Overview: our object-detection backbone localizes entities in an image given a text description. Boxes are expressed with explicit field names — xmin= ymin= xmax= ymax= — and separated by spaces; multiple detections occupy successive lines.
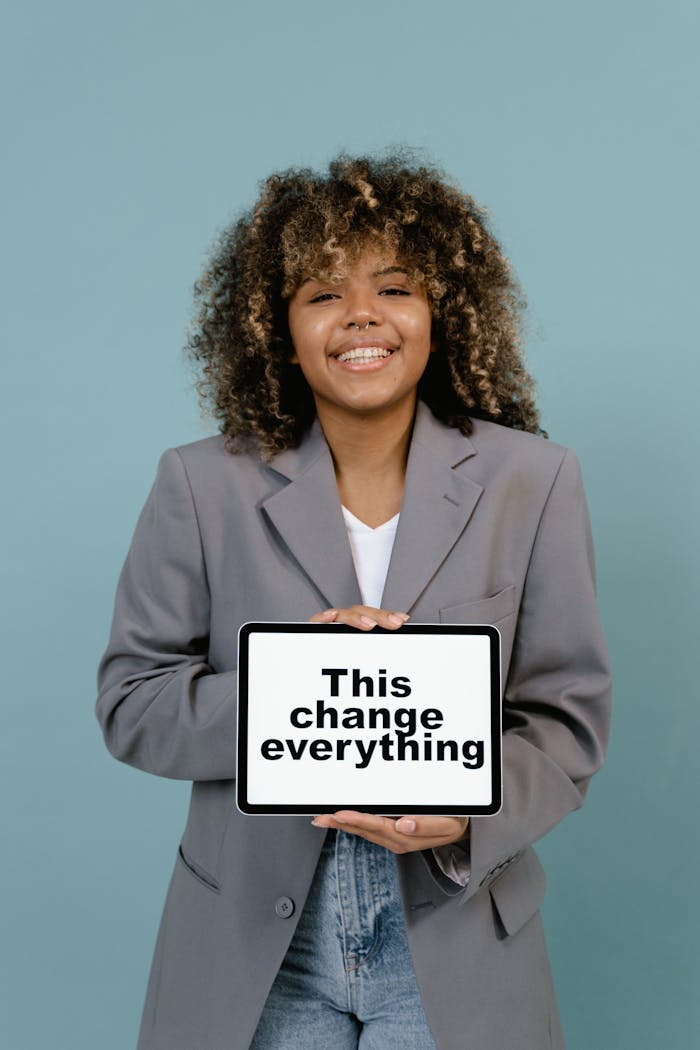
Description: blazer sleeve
xmin=95 ymin=447 xmax=237 ymax=781
xmin=425 ymin=448 xmax=612 ymax=901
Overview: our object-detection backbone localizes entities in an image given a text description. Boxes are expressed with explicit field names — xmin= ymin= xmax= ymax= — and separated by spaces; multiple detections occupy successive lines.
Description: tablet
xmin=236 ymin=621 xmax=501 ymax=816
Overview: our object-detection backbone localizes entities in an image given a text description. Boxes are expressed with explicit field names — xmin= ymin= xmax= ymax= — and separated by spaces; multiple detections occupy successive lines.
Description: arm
xmin=95 ymin=448 xmax=237 ymax=781
xmin=440 ymin=447 xmax=612 ymax=900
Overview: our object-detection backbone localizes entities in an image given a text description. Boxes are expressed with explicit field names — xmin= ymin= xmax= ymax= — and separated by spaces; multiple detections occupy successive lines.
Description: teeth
xmin=335 ymin=347 xmax=393 ymax=363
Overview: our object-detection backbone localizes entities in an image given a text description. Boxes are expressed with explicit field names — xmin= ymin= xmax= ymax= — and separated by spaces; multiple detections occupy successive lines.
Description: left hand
xmin=311 ymin=811 xmax=469 ymax=854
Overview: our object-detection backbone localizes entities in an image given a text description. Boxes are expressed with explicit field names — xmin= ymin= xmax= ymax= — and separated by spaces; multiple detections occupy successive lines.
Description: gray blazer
xmin=96 ymin=399 xmax=611 ymax=1050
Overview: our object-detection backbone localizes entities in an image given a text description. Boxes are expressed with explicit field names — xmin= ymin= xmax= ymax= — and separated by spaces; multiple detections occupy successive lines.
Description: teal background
xmin=1 ymin=1 xmax=697 ymax=1047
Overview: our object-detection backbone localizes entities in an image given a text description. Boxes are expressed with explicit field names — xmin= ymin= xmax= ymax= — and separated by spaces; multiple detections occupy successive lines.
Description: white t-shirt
xmin=341 ymin=505 xmax=399 ymax=609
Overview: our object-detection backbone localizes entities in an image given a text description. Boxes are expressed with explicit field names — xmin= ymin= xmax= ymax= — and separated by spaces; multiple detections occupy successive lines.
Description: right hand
xmin=308 ymin=606 xmax=410 ymax=630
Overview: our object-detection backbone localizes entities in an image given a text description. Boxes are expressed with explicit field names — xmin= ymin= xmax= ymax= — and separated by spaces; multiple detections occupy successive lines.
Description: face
xmin=287 ymin=245 xmax=435 ymax=426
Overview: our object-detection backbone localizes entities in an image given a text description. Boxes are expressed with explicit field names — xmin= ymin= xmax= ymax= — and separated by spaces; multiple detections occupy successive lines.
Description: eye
xmin=379 ymin=287 xmax=411 ymax=296
xmin=309 ymin=291 xmax=339 ymax=303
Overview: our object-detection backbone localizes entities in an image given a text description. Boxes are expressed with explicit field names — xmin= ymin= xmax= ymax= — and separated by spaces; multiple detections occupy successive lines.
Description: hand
xmin=310 ymin=811 xmax=469 ymax=854
xmin=308 ymin=606 xmax=410 ymax=630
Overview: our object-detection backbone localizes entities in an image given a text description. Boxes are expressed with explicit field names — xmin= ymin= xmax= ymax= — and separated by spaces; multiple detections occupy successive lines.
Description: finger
xmin=308 ymin=609 xmax=338 ymax=623
xmin=360 ymin=607 xmax=410 ymax=629
xmin=307 ymin=607 xmax=410 ymax=630
xmin=332 ymin=810 xmax=401 ymax=835
xmin=306 ymin=607 xmax=378 ymax=630
xmin=311 ymin=811 xmax=396 ymax=835
xmin=337 ymin=607 xmax=410 ymax=630
xmin=310 ymin=813 xmax=338 ymax=828
xmin=394 ymin=815 xmax=469 ymax=842
xmin=332 ymin=609 xmax=379 ymax=630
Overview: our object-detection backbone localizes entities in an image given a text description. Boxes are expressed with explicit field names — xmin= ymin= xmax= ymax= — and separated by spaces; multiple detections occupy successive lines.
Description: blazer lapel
xmin=380 ymin=402 xmax=483 ymax=614
xmin=262 ymin=419 xmax=363 ymax=610
xmin=261 ymin=401 xmax=483 ymax=616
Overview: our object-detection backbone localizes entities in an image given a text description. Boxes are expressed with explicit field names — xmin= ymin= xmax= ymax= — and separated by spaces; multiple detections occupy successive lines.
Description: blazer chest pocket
xmin=438 ymin=585 xmax=517 ymax=626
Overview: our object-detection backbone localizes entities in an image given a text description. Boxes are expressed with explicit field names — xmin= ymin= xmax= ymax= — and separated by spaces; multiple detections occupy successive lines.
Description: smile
xmin=333 ymin=347 xmax=395 ymax=363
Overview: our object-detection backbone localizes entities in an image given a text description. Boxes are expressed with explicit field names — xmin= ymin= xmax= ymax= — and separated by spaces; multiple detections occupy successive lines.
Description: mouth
xmin=332 ymin=346 xmax=396 ymax=364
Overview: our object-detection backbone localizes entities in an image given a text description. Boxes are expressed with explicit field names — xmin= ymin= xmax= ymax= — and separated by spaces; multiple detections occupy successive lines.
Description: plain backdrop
xmin=1 ymin=2 xmax=697 ymax=1047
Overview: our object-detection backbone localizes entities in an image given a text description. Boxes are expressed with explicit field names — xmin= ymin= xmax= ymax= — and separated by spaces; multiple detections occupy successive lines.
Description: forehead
xmin=282 ymin=229 xmax=412 ymax=297
xmin=299 ymin=255 xmax=407 ymax=286
xmin=292 ymin=240 xmax=426 ymax=297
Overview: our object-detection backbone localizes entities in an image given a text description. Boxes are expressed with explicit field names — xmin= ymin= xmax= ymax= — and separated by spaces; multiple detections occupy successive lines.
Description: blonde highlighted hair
xmin=186 ymin=150 xmax=543 ymax=459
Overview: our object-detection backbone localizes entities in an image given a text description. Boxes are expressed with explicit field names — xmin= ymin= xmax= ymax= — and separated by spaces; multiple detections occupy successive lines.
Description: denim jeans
xmin=250 ymin=828 xmax=438 ymax=1049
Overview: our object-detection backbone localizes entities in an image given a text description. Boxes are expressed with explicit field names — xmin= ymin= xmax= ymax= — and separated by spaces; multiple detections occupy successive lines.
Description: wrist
xmin=453 ymin=820 xmax=470 ymax=848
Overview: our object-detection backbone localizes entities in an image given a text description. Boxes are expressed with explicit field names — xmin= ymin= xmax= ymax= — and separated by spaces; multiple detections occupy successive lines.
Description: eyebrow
xmin=372 ymin=266 xmax=408 ymax=277
xmin=299 ymin=266 xmax=409 ymax=287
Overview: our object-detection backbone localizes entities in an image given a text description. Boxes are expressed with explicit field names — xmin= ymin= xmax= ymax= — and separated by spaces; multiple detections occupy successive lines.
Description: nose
xmin=341 ymin=288 xmax=382 ymax=330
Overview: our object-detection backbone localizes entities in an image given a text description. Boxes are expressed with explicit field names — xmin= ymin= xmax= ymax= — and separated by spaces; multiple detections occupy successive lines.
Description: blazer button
xmin=275 ymin=896 xmax=295 ymax=919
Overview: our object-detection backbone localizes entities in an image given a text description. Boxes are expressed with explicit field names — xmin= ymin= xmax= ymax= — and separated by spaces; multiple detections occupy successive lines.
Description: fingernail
xmin=360 ymin=615 xmax=376 ymax=627
xmin=397 ymin=818 xmax=416 ymax=833
xmin=333 ymin=816 xmax=347 ymax=824
xmin=388 ymin=613 xmax=403 ymax=626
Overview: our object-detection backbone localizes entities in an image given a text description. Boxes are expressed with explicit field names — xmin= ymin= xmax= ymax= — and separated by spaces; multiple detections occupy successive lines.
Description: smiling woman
xmin=96 ymin=150 xmax=611 ymax=1050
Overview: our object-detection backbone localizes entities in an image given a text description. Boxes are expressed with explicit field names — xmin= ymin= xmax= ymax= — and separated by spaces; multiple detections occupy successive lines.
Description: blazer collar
xmin=261 ymin=401 xmax=483 ymax=614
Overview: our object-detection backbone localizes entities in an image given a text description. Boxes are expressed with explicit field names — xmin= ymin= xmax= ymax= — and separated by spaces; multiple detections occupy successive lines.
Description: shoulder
xmin=165 ymin=418 xmax=330 ymax=488
xmin=152 ymin=432 xmax=301 ymax=516
xmin=163 ymin=432 xmax=267 ymax=481
xmin=416 ymin=400 xmax=573 ymax=477
xmin=469 ymin=416 xmax=566 ymax=461
xmin=142 ymin=434 xmax=270 ymax=513
xmin=466 ymin=416 xmax=576 ymax=486
xmin=172 ymin=432 xmax=231 ymax=465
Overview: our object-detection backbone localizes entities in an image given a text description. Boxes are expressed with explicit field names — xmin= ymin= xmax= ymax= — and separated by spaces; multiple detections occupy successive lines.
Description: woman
xmin=96 ymin=152 xmax=611 ymax=1049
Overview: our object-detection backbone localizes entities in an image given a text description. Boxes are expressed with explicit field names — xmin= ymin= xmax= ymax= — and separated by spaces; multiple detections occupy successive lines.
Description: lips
xmin=329 ymin=336 xmax=397 ymax=360
xmin=334 ymin=346 xmax=394 ymax=363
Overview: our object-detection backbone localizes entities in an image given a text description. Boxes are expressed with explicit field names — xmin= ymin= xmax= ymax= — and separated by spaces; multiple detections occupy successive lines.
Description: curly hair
xmin=186 ymin=150 xmax=544 ymax=459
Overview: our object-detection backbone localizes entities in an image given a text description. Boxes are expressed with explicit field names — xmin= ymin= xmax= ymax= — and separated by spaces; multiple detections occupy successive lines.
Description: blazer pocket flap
xmin=488 ymin=848 xmax=546 ymax=937
xmin=439 ymin=585 xmax=517 ymax=626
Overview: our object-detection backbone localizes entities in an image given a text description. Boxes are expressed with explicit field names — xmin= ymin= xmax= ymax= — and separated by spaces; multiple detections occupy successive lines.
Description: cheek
xmin=407 ymin=321 xmax=435 ymax=361
xmin=288 ymin=312 xmax=327 ymax=364
xmin=402 ymin=303 xmax=433 ymax=341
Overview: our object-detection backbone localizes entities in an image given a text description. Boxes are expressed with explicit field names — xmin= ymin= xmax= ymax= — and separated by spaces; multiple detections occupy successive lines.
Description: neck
xmin=315 ymin=397 xmax=417 ymax=482
xmin=317 ymin=399 xmax=415 ymax=527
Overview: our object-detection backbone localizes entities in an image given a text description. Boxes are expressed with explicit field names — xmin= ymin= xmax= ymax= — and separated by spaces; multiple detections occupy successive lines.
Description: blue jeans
xmin=250 ymin=829 xmax=438 ymax=1049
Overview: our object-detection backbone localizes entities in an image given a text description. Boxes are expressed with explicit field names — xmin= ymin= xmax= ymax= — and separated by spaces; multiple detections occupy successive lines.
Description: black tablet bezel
xmin=236 ymin=621 xmax=501 ymax=817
